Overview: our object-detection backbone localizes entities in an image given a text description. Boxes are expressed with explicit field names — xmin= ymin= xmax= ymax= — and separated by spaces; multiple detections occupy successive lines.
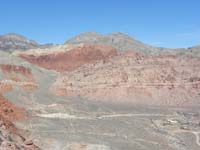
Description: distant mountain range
xmin=0 ymin=32 xmax=199 ymax=56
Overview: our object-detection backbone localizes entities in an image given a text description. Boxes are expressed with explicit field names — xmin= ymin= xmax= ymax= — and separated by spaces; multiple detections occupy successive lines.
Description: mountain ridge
xmin=0 ymin=33 xmax=53 ymax=52
xmin=65 ymin=32 xmax=160 ymax=54
xmin=0 ymin=32 xmax=199 ymax=56
xmin=0 ymin=33 xmax=39 ymax=51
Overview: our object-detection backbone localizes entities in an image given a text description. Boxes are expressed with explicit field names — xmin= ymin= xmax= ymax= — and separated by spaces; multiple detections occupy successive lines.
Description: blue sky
xmin=0 ymin=0 xmax=199 ymax=48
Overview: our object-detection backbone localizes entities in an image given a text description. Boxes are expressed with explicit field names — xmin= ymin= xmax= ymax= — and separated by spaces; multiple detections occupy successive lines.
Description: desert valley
xmin=0 ymin=32 xmax=200 ymax=150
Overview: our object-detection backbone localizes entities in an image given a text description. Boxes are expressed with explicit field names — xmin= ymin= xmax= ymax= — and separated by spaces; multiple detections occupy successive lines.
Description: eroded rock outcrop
xmin=0 ymin=64 xmax=38 ymax=92
xmin=0 ymin=115 xmax=39 ymax=150
xmin=0 ymin=95 xmax=26 ymax=122
xmin=18 ymin=43 xmax=117 ymax=72
xmin=0 ymin=94 xmax=39 ymax=149
xmin=0 ymin=69 xmax=39 ymax=150
xmin=51 ymin=52 xmax=200 ymax=106
xmin=0 ymin=64 xmax=34 ymax=82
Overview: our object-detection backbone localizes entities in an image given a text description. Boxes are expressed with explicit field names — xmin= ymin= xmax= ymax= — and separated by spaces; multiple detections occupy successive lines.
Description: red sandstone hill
xmin=51 ymin=51 xmax=200 ymax=106
xmin=8 ymin=41 xmax=200 ymax=107
xmin=18 ymin=43 xmax=117 ymax=72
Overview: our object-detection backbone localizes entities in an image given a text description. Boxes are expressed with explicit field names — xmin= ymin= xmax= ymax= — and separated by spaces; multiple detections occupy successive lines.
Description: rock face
xmin=0 ymin=82 xmax=39 ymax=149
xmin=0 ymin=113 xmax=40 ymax=150
xmin=0 ymin=64 xmax=34 ymax=82
xmin=0 ymin=95 xmax=26 ymax=121
xmin=0 ymin=63 xmax=39 ymax=149
xmin=66 ymin=32 xmax=160 ymax=54
xmin=0 ymin=64 xmax=36 ymax=122
xmin=51 ymin=52 xmax=200 ymax=106
xmin=0 ymin=33 xmax=39 ymax=52
xmin=18 ymin=43 xmax=117 ymax=72
xmin=0 ymin=64 xmax=38 ymax=92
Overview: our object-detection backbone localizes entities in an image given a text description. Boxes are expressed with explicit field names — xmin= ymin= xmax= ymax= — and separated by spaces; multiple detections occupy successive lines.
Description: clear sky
xmin=0 ymin=0 xmax=199 ymax=48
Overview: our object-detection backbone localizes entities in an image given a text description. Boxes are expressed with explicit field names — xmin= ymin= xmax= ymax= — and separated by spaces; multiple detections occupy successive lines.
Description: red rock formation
xmin=0 ymin=114 xmax=39 ymax=149
xmin=19 ymin=44 xmax=117 ymax=72
xmin=0 ymin=96 xmax=39 ymax=149
xmin=0 ymin=64 xmax=34 ymax=82
xmin=0 ymin=82 xmax=13 ymax=94
xmin=0 ymin=95 xmax=26 ymax=121
xmin=51 ymin=52 xmax=200 ymax=106
xmin=0 ymin=64 xmax=38 ymax=92
xmin=0 ymin=63 xmax=39 ymax=149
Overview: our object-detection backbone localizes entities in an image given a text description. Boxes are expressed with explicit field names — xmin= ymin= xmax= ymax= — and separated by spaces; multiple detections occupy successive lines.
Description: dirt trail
xmin=36 ymin=112 xmax=174 ymax=120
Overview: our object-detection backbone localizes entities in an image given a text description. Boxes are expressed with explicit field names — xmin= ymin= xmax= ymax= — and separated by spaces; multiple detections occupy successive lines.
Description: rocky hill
xmin=0 ymin=33 xmax=53 ymax=52
xmin=17 ymin=43 xmax=117 ymax=72
xmin=66 ymin=32 xmax=161 ymax=54
xmin=66 ymin=32 xmax=200 ymax=57
xmin=0 ymin=33 xmax=39 ymax=51
xmin=51 ymin=51 xmax=200 ymax=106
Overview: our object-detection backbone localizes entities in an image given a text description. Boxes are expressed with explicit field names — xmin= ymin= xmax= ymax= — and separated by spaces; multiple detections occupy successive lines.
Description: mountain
xmin=1 ymin=32 xmax=198 ymax=56
xmin=66 ymin=32 xmax=200 ymax=57
xmin=65 ymin=32 xmax=162 ymax=54
xmin=0 ymin=33 xmax=40 ymax=51
xmin=0 ymin=33 xmax=53 ymax=52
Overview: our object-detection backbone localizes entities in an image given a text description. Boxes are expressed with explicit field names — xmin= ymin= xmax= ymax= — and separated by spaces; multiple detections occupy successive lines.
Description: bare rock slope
xmin=66 ymin=32 xmax=200 ymax=56
xmin=18 ymin=43 xmax=117 ymax=72
xmin=0 ymin=33 xmax=39 ymax=52
xmin=66 ymin=32 xmax=160 ymax=54
xmin=0 ymin=33 xmax=53 ymax=52
xmin=52 ymin=51 xmax=200 ymax=106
